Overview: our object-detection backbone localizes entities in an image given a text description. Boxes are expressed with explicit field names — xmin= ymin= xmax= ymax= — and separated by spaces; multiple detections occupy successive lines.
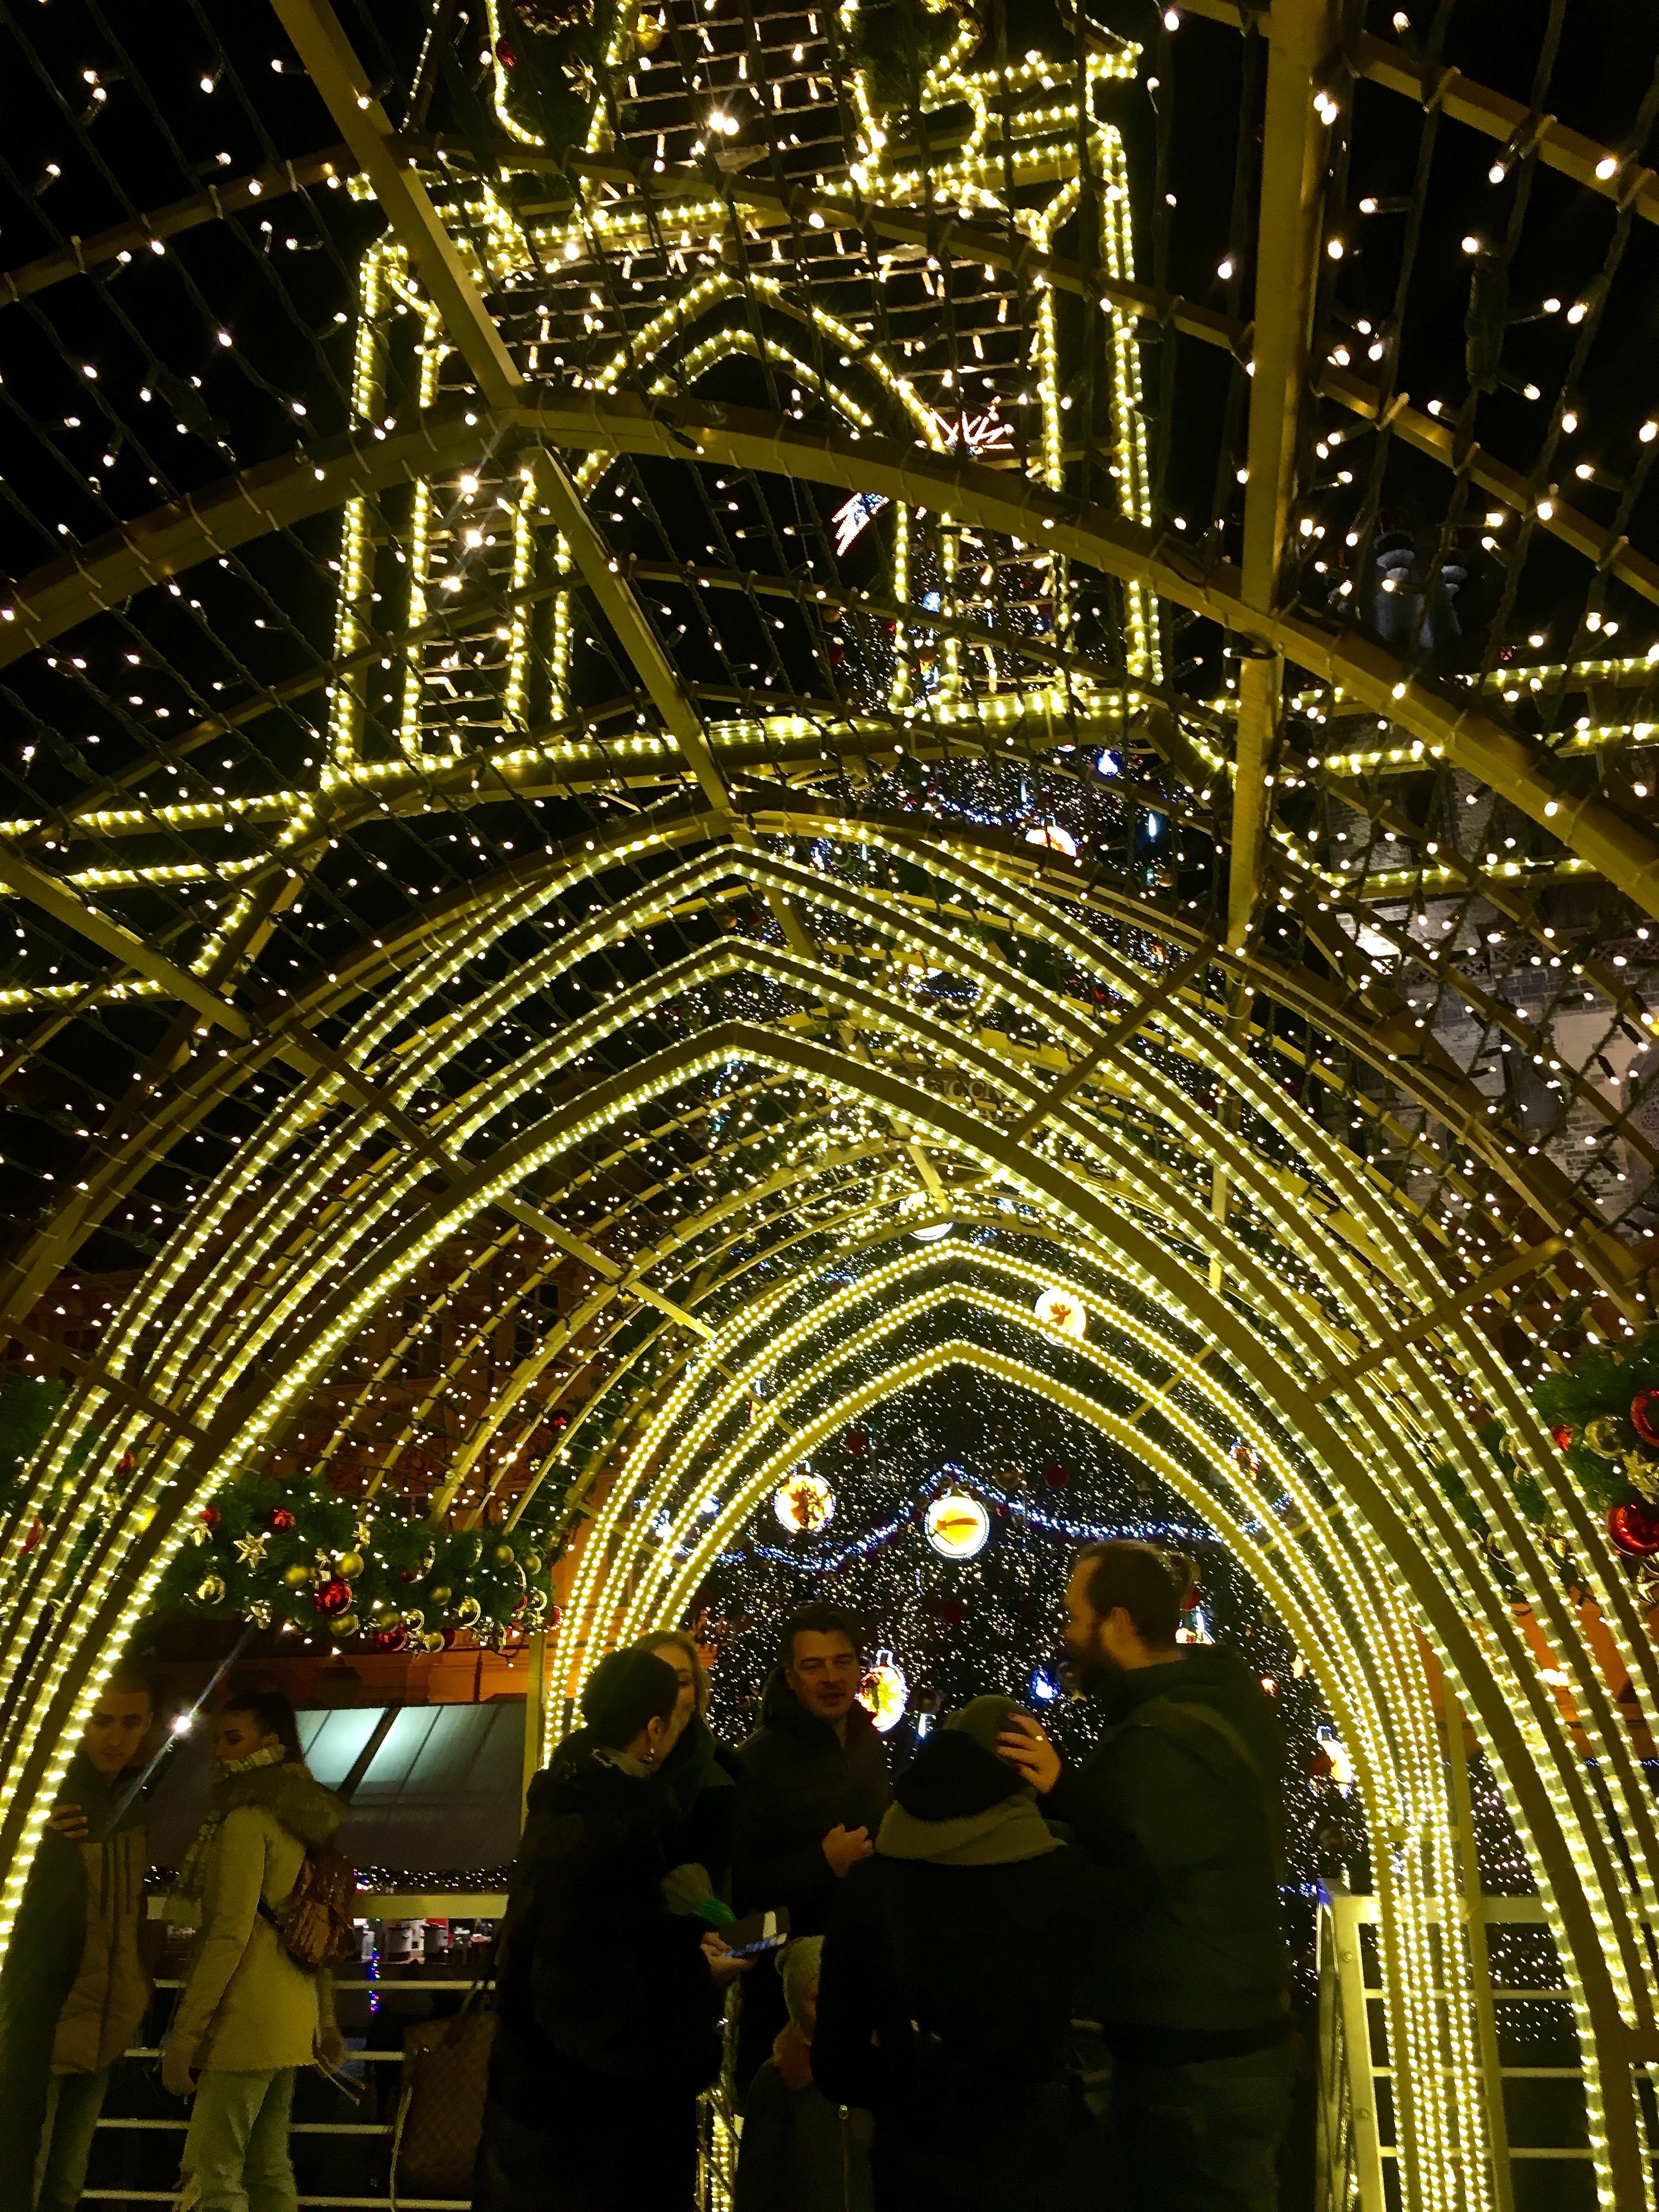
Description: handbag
xmin=390 ymin=1985 xmax=496 ymax=2209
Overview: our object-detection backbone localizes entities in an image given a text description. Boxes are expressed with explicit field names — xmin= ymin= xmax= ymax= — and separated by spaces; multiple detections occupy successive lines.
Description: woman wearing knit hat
xmin=732 ymin=1934 xmax=874 ymax=2212
xmin=476 ymin=1649 xmax=750 ymax=2212
xmin=812 ymin=1695 xmax=1104 ymax=2210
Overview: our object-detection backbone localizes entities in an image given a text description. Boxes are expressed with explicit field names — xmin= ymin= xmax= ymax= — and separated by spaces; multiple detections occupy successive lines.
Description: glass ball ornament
xmin=923 ymin=1490 xmax=991 ymax=1560
xmin=281 ymin=1562 xmax=312 ymax=1589
xmin=268 ymin=1507 xmax=295 ymax=1533
xmin=195 ymin=1573 xmax=226 ymax=1605
xmin=336 ymin=1550 xmax=365 ymax=1581
xmin=1033 ymin=1283 xmax=1087 ymax=1338
xmin=1633 ymin=1391 xmax=1659 ymax=1448
xmin=774 ymin=1470 xmax=836 ymax=1535
xmin=857 ymin=1649 xmax=909 ymax=1734
xmin=1608 ymin=1499 xmax=1659 ymax=1557
xmin=312 ymin=1576 xmax=352 ymax=1618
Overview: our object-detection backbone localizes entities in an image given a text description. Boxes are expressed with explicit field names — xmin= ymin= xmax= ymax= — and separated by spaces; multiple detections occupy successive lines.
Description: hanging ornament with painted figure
xmin=857 ymin=1649 xmax=909 ymax=1734
xmin=774 ymin=1468 xmax=836 ymax=1534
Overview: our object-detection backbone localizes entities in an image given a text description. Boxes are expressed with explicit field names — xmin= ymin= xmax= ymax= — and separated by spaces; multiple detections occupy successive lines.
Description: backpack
xmin=259 ymin=1841 xmax=359 ymax=1971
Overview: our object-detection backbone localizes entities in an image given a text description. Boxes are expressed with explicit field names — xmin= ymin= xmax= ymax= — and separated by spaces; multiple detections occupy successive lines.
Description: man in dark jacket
xmin=731 ymin=1604 xmax=892 ymax=2089
xmin=815 ymin=1696 xmax=1101 ymax=2211
xmin=998 ymin=1541 xmax=1291 ymax=2212
xmin=0 ymin=1666 xmax=156 ymax=2212
xmin=477 ymin=1650 xmax=747 ymax=2212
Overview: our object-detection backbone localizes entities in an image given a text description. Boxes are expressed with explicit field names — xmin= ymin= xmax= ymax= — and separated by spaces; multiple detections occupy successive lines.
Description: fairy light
xmin=0 ymin=27 xmax=1647 ymax=2203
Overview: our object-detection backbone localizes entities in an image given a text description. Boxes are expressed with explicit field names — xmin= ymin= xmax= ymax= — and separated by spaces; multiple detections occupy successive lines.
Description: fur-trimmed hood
xmin=206 ymin=1757 xmax=344 ymax=1851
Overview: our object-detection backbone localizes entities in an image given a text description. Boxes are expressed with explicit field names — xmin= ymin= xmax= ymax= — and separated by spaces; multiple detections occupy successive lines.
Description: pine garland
xmin=149 ymin=1471 xmax=560 ymax=1648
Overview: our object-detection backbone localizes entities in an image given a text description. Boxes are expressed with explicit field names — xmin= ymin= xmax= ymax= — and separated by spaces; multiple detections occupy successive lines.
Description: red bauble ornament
xmin=370 ymin=1627 xmax=407 ymax=1653
xmin=545 ymin=1603 xmax=563 ymax=1629
xmin=1607 ymin=1500 xmax=1659 ymax=1558
xmin=268 ymin=1507 xmax=295 ymax=1534
xmin=1550 ymin=1425 xmax=1573 ymax=1452
xmin=1042 ymin=1462 xmax=1069 ymax=1489
xmin=200 ymin=1505 xmax=221 ymax=1530
xmin=845 ymin=1431 xmax=870 ymax=1456
xmin=312 ymin=1576 xmax=352 ymax=1618
xmin=1632 ymin=1392 xmax=1659 ymax=1448
xmin=495 ymin=34 xmax=519 ymax=66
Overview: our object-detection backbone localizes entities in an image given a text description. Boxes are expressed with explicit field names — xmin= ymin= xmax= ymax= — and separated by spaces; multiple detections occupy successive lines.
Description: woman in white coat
xmin=163 ymin=1691 xmax=345 ymax=2212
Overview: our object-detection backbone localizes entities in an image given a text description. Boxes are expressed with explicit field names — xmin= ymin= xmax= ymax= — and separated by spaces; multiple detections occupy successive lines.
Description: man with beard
xmin=731 ymin=1603 xmax=892 ymax=2090
xmin=997 ymin=1541 xmax=1291 ymax=2212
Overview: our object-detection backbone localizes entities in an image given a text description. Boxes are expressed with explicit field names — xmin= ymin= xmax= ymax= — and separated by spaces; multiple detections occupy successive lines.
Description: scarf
xmin=168 ymin=1744 xmax=288 ymax=1915
xmin=876 ymin=1791 xmax=1062 ymax=1867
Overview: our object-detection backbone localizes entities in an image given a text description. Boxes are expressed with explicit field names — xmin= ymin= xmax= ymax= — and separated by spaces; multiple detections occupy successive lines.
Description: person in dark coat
xmin=0 ymin=1667 xmax=156 ymax=2212
xmin=733 ymin=1935 xmax=873 ymax=2212
xmin=730 ymin=1603 xmax=893 ymax=2089
xmin=636 ymin=1630 xmax=742 ymax=1906
xmin=814 ymin=1695 xmax=1102 ymax=2211
xmin=476 ymin=1650 xmax=749 ymax=2212
xmin=998 ymin=1540 xmax=1293 ymax=2212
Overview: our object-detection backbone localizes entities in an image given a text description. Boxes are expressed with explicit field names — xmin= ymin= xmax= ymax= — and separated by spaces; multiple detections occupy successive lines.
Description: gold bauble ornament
xmin=429 ymin=1584 xmax=452 ymax=1606
xmin=195 ymin=1573 xmax=227 ymax=1606
xmin=333 ymin=1612 xmax=359 ymax=1637
xmin=455 ymin=1595 xmax=482 ymax=1626
xmin=522 ymin=1552 xmax=542 ymax=1575
xmin=281 ymin=1563 xmax=312 ymax=1589
xmin=634 ymin=9 xmax=665 ymax=51
xmin=337 ymin=1550 xmax=365 ymax=1580
xmin=494 ymin=1542 xmax=516 ymax=1566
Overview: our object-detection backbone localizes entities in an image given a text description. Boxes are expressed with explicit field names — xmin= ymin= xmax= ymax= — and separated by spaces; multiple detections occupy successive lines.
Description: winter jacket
xmin=0 ymin=1752 xmax=151 ymax=2212
xmin=551 ymin=1715 xmax=741 ymax=1903
xmin=168 ymin=1758 xmax=343 ymax=2074
xmin=732 ymin=1672 xmax=892 ymax=1933
xmin=487 ymin=1749 xmax=725 ymax=2136
xmin=735 ymin=2047 xmax=875 ymax=2212
xmin=660 ymin=1715 xmax=742 ymax=1900
xmin=1043 ymin=1644 xmax=1288 ymax=2054
xmin=814 ymin=1730 xmax=1103 ymax=2211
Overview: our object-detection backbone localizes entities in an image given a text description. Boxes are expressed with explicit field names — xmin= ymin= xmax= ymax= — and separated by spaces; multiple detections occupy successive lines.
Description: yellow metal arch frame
xmin=3 ymin=960 xmax=1658 ymax=2200
xmin=602 ymin=1318 xmax=1468 ymax=2193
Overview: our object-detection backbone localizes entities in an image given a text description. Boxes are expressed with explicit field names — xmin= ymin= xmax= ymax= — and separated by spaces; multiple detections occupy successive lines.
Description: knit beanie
xmin=583 ymin=1649 xmax=680 ymax=1749
xmin=780 ymin=1936 xmax=824 ymax=2030
xmin=894 ymin=1695 xmax=1030 ymax=1821
xmin=944 ymin=1694 xmax=1026 ymax=1756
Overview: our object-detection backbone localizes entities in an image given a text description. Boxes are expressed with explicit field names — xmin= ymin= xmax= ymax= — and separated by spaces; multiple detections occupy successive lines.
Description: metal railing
xmin=86 ymin=1893 xmax=747 ymax=2212
xmin=1316 ymin=1885 xmax=1590 ymax=2212
xmin=82 ymin=1896 xmax=506 ymax=2210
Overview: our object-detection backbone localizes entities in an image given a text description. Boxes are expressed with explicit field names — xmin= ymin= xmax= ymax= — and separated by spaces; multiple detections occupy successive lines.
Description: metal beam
xmin=0 ymin=843 xmax=251 ymax=1038
xmin=522 ymin=451 xmax=733 ymax=818
xmin=0 ymin=146 xmax=358 ymax=309
xmin=8 ymin=390 xmax=1659 ymax=919
xmin=269 ymin=0 xmax=737 ymax=825
xmin=1229 ymin=0 xmax=1341 ymax=955
xmin=270 ymin=0 xmax=522 ymax=409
